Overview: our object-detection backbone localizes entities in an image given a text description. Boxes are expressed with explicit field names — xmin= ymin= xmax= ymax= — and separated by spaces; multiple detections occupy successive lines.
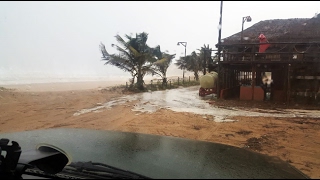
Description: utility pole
xmin=217 ymin=1 xmax=223 ymax=98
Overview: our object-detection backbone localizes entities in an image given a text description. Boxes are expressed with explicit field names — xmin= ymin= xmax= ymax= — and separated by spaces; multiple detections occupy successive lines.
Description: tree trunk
xmin=162 ymin=72 xmax=167 ymax=87
xmin=203 ymin=54 xmax=207 ymax=75
xmin=131 ymin=75 xmax=135 ymax=86
xmin=128 ymin=73 xmax=136 ymax=88
xmin=137 ymin=69 xmax=144 ymax=90
xmin=162 ymin=77 xmax=167 ymax=87
xmin=194 ymin=71 xmax=199 ymax=81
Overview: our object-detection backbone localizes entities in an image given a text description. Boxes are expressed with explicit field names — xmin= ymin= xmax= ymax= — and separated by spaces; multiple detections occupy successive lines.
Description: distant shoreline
xmin=0 ymin=75 xmax=196 ymax=92
xmin=0 ymin=80 xmax=127 ymax=92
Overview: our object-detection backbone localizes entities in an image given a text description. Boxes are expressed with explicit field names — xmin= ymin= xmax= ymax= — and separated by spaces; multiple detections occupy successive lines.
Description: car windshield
xmin=0 ymin=1 xmax=320 ymax=179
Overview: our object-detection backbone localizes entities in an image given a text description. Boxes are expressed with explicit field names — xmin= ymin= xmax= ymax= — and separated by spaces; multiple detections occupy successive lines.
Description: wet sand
xmin=0 ymin=83 xmax=319 ymax=178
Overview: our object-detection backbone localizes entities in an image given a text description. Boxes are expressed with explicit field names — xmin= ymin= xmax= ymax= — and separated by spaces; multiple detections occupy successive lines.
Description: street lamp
xmin=241 ymin=16 xmax=252 ymax=42
xmin=177 ymin=42 xmax=187 ymax=80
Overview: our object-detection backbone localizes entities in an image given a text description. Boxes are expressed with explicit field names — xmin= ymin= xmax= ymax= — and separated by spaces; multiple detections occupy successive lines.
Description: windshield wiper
xmin=1 ymin=139 xmax=150 ymax=179
xmin=64 ymin=161 xmax=151 ymax=179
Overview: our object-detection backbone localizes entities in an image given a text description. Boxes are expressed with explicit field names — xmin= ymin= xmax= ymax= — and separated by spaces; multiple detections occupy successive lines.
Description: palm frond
xmin=106 ymin=54 xmax=136 ymax=73
xmin=153 ymin=57 xmax=168 ymax=65
xmin=99 ymin=43 xmax=110 ymax=59
xmin=152 ymin=45 xmax=162 ymax=59
xmin=115 ymin=34 xmax=128 ymax=49
xmin=128 ymin=45 xmax=141 ymax=58
xmin=136 ymin=32 xmax=148 ymax=46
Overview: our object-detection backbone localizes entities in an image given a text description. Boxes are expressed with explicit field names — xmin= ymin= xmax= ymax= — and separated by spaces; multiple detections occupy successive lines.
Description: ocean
xmin=0 ymin=64 xmax=190 ymax=86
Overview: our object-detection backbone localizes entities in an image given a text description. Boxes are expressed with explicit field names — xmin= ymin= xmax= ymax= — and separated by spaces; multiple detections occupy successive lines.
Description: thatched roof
xmin=222 ymin=14 xmax=320 ymax=44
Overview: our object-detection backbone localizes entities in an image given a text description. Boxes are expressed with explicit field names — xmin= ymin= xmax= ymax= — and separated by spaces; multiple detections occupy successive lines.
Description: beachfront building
xmin=215 ymin=14 xmax=320 ymax=104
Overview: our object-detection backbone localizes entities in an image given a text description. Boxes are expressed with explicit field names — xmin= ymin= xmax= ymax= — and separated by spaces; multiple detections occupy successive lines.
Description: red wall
xmin=240 ymin=86 xmax=264 ymax=101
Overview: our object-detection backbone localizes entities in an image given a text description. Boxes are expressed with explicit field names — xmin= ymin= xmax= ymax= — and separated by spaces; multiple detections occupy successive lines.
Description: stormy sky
xmin=0 ymin=1 xmax=319 ymax=83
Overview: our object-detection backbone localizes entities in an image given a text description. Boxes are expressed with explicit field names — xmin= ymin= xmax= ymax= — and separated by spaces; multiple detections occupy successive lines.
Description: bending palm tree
xmin=153 ymin=51 xmax=176 ymax=86
xmin=100 ymin=32 xmax=162 ymax=90
xmin=175 ymin=51 xmax=202 ymax=81
xmin=198 ymin=44 xmax=213 ymax=75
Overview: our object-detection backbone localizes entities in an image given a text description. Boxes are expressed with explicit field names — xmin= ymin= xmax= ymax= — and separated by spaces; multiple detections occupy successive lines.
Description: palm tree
xmin=152 ymin=51 xmax=176 ymax=86
xmin=188 ymin=51 xmax=202 ymax=81
xmin=175 ymin=57 xmax=188 ymax=76
xmin=100 ymin=32 xmax=162 ymax=91
xmin=198 ymin=44 xmax=213 ymax=75
xmin=175 ymin=51 xmax=202 ymax=81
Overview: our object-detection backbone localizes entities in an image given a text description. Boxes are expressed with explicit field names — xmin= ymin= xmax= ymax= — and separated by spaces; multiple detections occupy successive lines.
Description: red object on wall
xmin=258 ymin=34 xmax=270 ymax=53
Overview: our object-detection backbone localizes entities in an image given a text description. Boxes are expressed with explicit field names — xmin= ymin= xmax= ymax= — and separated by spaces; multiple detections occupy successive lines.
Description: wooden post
xmin=252 ymin=44 xmax=256 ymax=62
xmin=252 ymin=65 xmax=256 ymax=100
xmin=287 ymin=64 xmax=291 ymax=104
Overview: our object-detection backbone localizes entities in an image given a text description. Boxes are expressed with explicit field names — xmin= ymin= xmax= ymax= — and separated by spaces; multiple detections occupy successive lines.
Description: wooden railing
xmin=218 ymin=42 xmax=320 ymax=62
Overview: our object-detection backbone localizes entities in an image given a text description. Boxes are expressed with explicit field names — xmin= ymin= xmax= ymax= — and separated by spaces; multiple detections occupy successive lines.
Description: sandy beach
xmin=0 ymin=81 xmax=320 ymax=178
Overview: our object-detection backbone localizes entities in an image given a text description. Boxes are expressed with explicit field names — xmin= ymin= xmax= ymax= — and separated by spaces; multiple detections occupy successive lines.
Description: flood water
xmin=74 ymin=86 xmax=320 ymax=122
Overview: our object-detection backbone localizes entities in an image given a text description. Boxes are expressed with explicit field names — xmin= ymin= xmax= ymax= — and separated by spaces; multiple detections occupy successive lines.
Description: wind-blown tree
xmin=100 ymin=32 xmax=164 ymax=90
xmin=198 ymin=44 xmax=213 ymax=75
xmin=174 ymin=56 xmax=188 ymax=76
xmin=175 ymin=51 xmax=202 ymax=81
xmin=152 ymin=51 xmax=176 ymax=86
xmin=188 ymin=51 xmax=202 ymax=81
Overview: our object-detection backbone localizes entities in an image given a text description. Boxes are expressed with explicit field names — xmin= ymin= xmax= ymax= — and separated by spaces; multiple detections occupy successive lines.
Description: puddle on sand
xmin=213 ymin=116 xmax=238 ymax=123
xmin=74 ymin=86 xmax=320 ymax=122
xmin=73 ymin=97 xmax=133 ymax=116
